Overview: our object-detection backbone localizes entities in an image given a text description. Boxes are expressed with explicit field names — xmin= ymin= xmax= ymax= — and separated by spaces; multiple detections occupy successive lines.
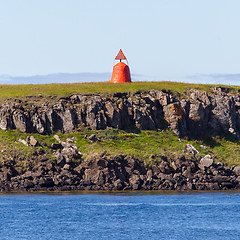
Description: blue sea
xmin=0 ymin=192 xmax=240 ymax=240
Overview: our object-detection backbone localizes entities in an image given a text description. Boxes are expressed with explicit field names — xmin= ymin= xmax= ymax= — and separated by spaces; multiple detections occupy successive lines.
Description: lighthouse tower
xmin=110 ymin=49 xmax=131 ymax=83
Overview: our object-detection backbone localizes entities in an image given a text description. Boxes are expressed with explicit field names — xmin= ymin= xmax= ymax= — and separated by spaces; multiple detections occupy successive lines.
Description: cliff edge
xmin=0 ymin=87 xmax=240 ymax=139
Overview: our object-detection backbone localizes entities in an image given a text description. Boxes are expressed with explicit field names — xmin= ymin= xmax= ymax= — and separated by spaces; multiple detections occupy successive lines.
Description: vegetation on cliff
xmin=1 ymin=128 xmax=240 ymax=170
xmin=0 ymin=81 xmax=240 ymax=169
xmin=1 ymin=81 xmax=240 ymax=191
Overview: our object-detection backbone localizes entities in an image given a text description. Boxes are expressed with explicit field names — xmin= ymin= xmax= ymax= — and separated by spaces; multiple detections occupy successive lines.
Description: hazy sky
xmin=0 ymin=0 xmax=240 ymax=84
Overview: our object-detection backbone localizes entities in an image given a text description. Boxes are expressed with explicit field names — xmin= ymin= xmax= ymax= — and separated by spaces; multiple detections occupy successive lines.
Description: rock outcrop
xmin=1 ymin=87 xmax=240 ymax=138
xmin=1 ymin=87 xmax=240 ymax=192
xmin=1 ymin=152 xmax=240 ymax=192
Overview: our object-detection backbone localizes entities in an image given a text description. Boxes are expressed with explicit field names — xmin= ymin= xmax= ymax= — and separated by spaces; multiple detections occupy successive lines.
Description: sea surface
xmin=0 ymin=191 xmax=240 ymax=240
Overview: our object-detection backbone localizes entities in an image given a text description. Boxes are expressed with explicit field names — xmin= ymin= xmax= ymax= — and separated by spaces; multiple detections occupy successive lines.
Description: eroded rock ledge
xmin=1 ymin=87 xmax=240 ymax=138
xmin=1 ymin=152 xmax=240 ymax=192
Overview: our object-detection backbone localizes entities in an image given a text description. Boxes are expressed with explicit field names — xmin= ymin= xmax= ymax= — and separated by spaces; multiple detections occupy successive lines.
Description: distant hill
xmin=0 ymin=72 xmax=145 ymax=85
xmin=1 ymin=72 xmax=240 ymax=85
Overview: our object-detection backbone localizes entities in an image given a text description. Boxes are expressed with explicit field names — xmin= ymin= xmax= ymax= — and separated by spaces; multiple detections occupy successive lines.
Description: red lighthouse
xmin=110 ymin=49 xmax=131 ymax=83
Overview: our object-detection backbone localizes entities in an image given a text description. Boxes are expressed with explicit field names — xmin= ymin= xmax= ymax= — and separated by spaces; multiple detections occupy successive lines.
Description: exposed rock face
xmin=1 ymin=153 xmax=240 ymax=192
xmin=1 ymin=88 xmax=240 ymax=138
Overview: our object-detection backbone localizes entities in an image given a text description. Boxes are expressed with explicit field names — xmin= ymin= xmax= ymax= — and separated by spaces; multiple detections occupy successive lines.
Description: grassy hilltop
xmin=0 ymin=81 xmax=240 ymax=169
xmin=0 ymin=81 xmax=240 ymax=100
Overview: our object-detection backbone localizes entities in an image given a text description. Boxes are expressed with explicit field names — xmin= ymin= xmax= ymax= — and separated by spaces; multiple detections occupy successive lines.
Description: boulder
xmin=113 ymin=179 xmax=123 ymax=190
xmin=29 ymin=136 xmax=39 ymax=147
xmin=54 ymin=135 xmax=61 ymax=143
xmin=212 ymin=175 xmax=231 ymax=184
xmin=129 ymin=174 xmax=140 ymax=186
xmin=158 ymin=161 xmax=172 ymax=174
xmin=18 ymin=138 xmax=28 ymax=146
xmin=63 ymin=164 xmax=70 ymax=171
xmin=51 ymin=143 xmax=62 ymax=150
xmin=88 ymin=134 xmax=98 ymax=142
xmin=199 ymin=155 xmax=213 ymax=169
xmin=233 ymin=166 xmax=240 ymax=176
xmin=186 ymin=144 xmax=199 ymax=157
xmin=61 ymin=147 xmax=82 ymax=163
xmin=55 ymin=151 xmax=65 ymax=167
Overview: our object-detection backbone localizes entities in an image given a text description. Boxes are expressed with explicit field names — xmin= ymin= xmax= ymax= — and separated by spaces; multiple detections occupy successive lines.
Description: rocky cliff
xmin=2 ymin=86 xmax=240 ymax=192
xmin=1 ymin=149 xmax=240 ymax=192
xmin=0 ymin=87 xmax=240 ymax=138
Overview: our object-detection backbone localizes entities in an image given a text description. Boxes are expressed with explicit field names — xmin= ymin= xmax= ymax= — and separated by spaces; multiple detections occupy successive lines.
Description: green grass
xmin=1 ymin=128 xmax=240 ymax=168
xmin=0 ymin=81 xmax=240 ymax=100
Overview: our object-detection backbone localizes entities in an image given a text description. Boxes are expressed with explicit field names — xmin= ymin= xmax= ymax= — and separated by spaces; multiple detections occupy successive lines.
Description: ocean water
xmin=0 ymin=192 xmax=240 ymax=240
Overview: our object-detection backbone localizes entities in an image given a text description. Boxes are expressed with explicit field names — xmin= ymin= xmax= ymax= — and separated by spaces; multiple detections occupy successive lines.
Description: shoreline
xmin=1 ymin=189 xmax=240 ymax=196
xmin=1 ymin=153 xmax=240 ymax=193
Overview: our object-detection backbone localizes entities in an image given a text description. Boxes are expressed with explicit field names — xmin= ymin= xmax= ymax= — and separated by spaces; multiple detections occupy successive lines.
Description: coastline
xmin=1 ymin=153 xmax=240 ymax=193
xmin=1 ymin=86 xmax=240 ymax=193
xmin=2 ymin=189 xmax=240 ymax=195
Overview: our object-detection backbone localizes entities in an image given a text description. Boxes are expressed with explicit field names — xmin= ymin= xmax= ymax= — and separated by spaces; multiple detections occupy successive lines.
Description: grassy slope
xmin=0 ymin=81 xmax=240 ymax=167
xmin=1 ymin=129 xmax=240 ymax=168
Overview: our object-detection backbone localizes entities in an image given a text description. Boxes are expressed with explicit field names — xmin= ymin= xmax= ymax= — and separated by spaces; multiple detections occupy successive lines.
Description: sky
xmin=0 ymin=0 xmax=240 ymax=84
